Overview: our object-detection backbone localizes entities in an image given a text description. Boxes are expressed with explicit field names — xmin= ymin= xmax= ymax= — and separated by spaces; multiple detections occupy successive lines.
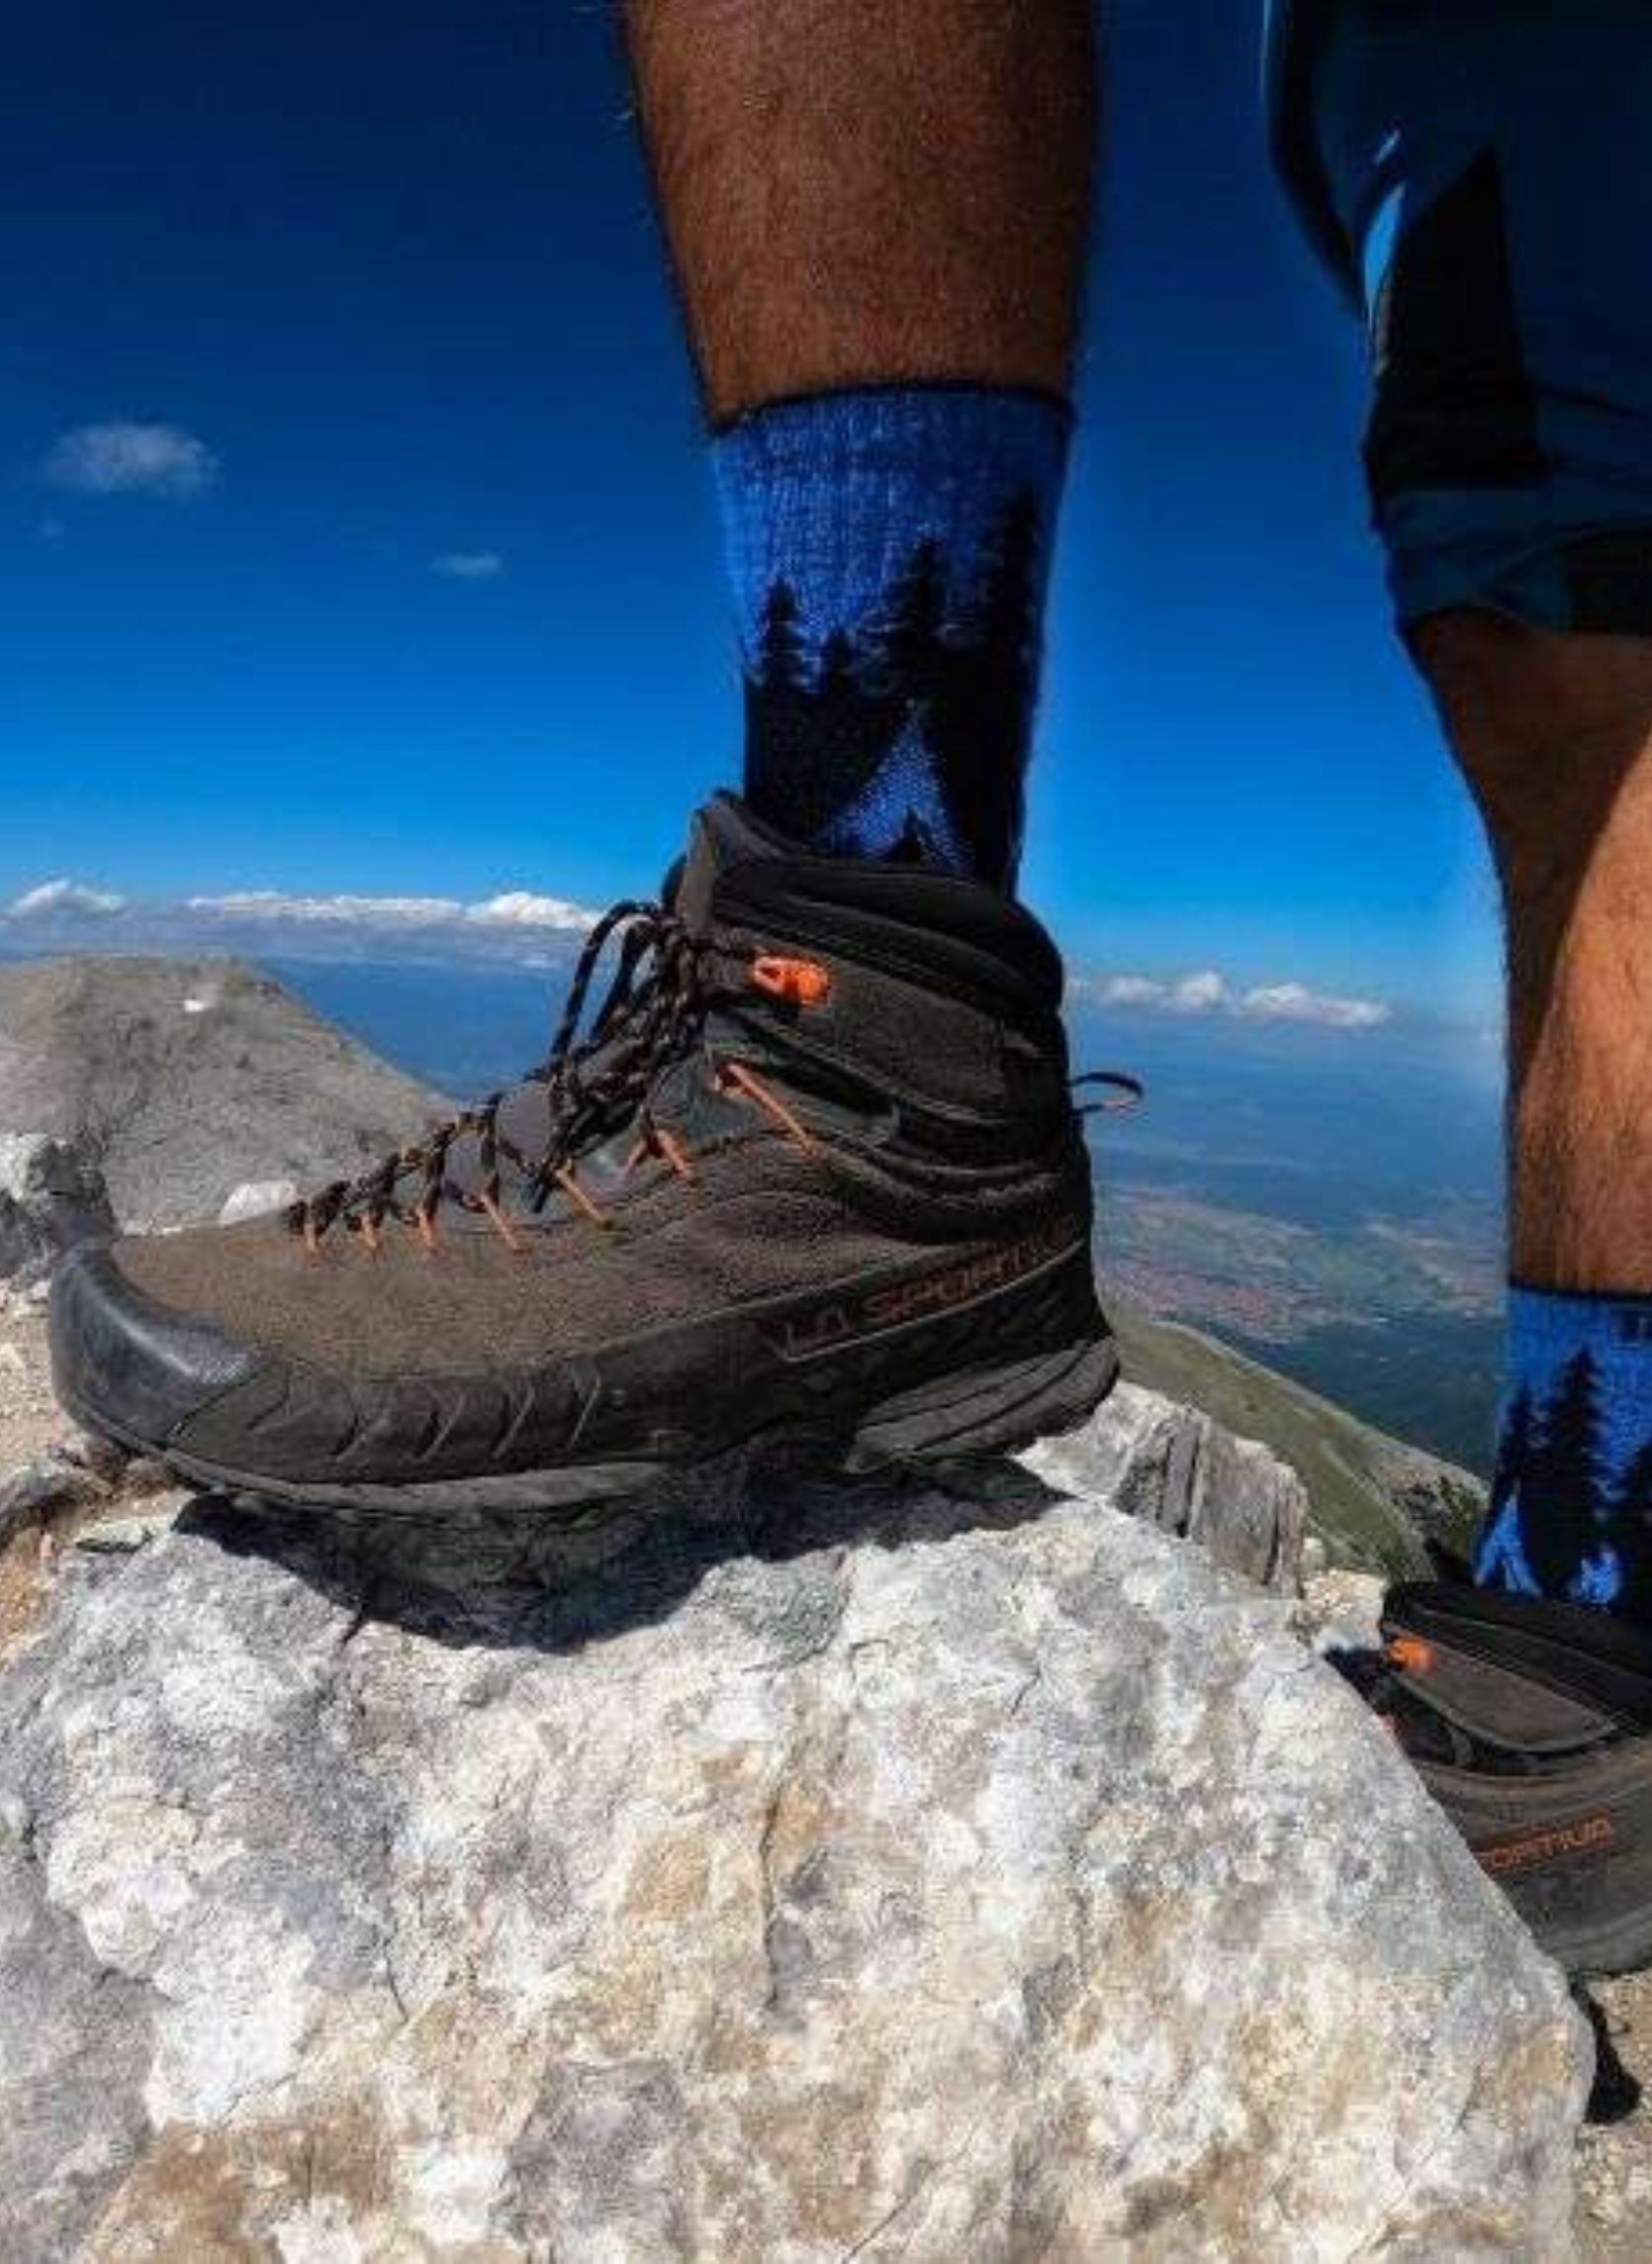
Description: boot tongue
xmin=449 ymin=802 xmax=783 ymax=1213
xmin=674 ymin=793 xmax=793 ymax=932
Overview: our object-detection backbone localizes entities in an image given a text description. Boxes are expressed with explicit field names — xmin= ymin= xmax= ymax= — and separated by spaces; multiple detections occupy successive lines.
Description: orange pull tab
xmin=751 ymin=955 xmax=832 ymax=1007
xmin=1385 ymin=1635 xmax=1436 ymax=1675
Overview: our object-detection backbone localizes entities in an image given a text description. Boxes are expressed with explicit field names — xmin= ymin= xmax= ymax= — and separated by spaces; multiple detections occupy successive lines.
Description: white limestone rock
xmin=0 ymin=1424 xmax=1587 ymax=2261
xmin=217 ymin=1179 xmax=301 ymax=1226
xmin=1022 ymin=1376 xmax=1309 ymax=1592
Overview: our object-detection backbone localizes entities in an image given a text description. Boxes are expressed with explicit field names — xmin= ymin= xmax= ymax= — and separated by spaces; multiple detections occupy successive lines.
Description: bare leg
xmin=1415 ymin=613 xmax=1652 ymax=1289
xmin=624 ymin=0 xmax=1096 ymax=420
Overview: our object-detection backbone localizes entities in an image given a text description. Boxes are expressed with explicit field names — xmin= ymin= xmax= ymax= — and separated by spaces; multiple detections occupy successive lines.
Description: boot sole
xmin=59 ymin=1331 xmax=1120 ymax=1521
xmin=1423 ymin=1741 xmax=1652 ymax=1978
xmin=1547 ymin=1906 xmax=1652 ymax=1980
xmin=1508 ymin=1880 xmax=1652 ymax=1982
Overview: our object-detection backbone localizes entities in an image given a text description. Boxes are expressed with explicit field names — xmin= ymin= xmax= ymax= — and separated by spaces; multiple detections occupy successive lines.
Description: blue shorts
xmin=1266 ymin=0 xmax=1652 ymax=631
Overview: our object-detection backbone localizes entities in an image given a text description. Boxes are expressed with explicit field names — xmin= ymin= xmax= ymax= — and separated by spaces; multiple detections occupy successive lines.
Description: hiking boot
xmin=50 ymin=795 xmax=1118 ymax=1513
xmin=1340 ymin=1578 xmax=1652 ymax=1974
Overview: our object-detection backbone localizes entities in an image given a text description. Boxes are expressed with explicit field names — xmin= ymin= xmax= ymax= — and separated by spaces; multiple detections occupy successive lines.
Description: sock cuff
xmin=709 ymin=383 xmax=1072 ymax=493
xmin=708 ymin=379 xmax=1074 ymax=445
xmin=1508 ymin=1284 xmax=1652 ymax=1355
xmin=1510 ymin=1278 xmax=1652 ymax=1316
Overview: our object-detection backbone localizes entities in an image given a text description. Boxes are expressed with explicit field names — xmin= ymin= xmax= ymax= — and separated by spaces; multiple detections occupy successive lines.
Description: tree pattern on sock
xmin=1476 ymin=1346 xmax=1652 ymax=1610
xmin=742 ymin=493 xmax=1043 ymax=890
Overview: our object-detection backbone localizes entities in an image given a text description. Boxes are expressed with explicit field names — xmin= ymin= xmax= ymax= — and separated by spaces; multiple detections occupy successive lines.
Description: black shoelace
xmin=290 ymin=899 xmax=735 ymax=1253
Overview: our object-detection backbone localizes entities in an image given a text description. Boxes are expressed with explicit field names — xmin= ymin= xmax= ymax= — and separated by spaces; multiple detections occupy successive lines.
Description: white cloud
xmin=1100 ymin=970 xmax=1233 ymax=1013
xmin=183 ymin=887 xmax=597 ymax=934
xmin=1093 ymin=964 xmax=1391 ymax=1031
xmin=1169 ymin=970 xmax=1230 ymax=1014
xmin=44 ymin=422 xmax=219 ymax=500
xmin=467 ymin=891 xmax=592 ymax=932
xmin=431 ymin=550 xmax=505 ymax=581
xmin=1237 ymin=982 xmax=1392 ymax=1030
xmin=0 ymin=878 xmax=599 ymax=970
xmin=186 ymin=890 xmax=468 ymax=927
xmin=1097 ymin=975 xmax=1167 ymax=1008
xmin=5 ymin=878 xmax=127 ymax=918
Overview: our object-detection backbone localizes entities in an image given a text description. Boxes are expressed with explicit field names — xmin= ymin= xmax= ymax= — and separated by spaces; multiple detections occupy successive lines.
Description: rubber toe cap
xmin=48 ymin=1242 xmax=265 ymax=1456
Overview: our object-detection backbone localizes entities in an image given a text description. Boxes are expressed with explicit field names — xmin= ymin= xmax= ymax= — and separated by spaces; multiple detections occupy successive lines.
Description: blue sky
xmin=2 ymin=0 xmax=1497 ymax=1019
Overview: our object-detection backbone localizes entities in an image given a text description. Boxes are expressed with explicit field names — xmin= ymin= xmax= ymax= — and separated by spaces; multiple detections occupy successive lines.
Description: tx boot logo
xmin=1479 ymin=1815 xmax=1614 ymax=1878
xmin=772 ymin=1221 xmax=1079 ymax=1363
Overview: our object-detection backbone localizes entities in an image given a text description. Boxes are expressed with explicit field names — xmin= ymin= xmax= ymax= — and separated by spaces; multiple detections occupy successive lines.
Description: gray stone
xmin=0 ymin=1133 xmax=115 ymax=1288
xmin=0 ymin=1836 xmax=151 ymax=2263
xmin=0 ymin=1453 xmax=102 ymax=1543
xmin=217 ymin=1179 xmax=300 ymax=1226
xmin=0 ymin=1434 xmax=159 ymax=1549
xmin=59 ymin=1430 xmax=133 ymax=1484
xmin=72 ymin=1498 xmax=193 ymax=1555
xmin=1301 ymin=1567 xmax=1388 ymax=1654
xmin=1022 ymin=1378 xmax=1310 ymax=1593
xmin=0 ymin=1414 xmax=1588 ymax=2261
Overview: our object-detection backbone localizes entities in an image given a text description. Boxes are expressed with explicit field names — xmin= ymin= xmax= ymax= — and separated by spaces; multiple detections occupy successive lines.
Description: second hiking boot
xmin=1342 ymin=1578 xmax=1652 ymax=1975
xmin=51 ymin=796 xmax=1117 ymax=1512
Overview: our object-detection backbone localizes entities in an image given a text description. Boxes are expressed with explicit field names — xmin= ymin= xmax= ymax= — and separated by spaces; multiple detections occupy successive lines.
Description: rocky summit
xmin=0 ymin=1407 xmax=1587 ymax=2260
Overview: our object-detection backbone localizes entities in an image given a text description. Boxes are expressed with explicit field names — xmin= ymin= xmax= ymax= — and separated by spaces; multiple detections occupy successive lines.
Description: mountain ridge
xmin=0 ymin=955 xmax=446 ymax=1230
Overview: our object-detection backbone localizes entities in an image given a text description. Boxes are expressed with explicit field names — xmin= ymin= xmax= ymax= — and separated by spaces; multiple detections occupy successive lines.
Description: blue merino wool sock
xmin=711 ymin=385 xmax=1070 ymax=892
xmin=1475 ymin=1286 xmax=1652 ymax=1617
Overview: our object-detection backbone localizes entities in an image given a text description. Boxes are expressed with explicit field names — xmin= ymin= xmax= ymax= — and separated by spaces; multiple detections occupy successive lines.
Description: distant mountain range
xmin=0 ymin=876 xmax=597 ymax=973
